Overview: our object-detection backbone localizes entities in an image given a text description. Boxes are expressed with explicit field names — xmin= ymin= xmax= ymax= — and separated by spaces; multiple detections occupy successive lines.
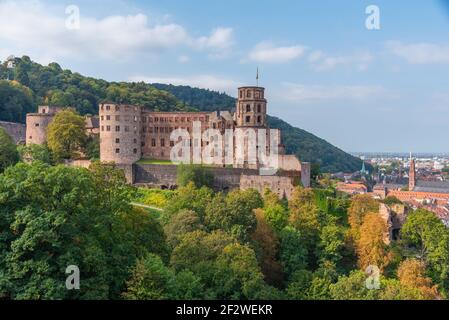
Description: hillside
xmin=0 ymin=56 xmax=365 ymax=172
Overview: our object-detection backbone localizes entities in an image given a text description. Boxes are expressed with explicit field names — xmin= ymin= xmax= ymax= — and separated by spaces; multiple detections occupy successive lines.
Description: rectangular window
xmin=115 ymin=126 xmax=120 ymax=132
xmin=115 ymin=115 xmax=120 ymax=121
xmin=106 ymin=115 xmax=111 ymax=121
xmin=106 ymin=126 xmax=111 ymax=131
xmin=161 ymin=139 xmax=165 ymax=147
xmin=133 ymin=148 xmax=138 ymax=154
xmin=35 ymin=123 xmax=39 ymax=127
xmin=115 ymin=148 xmax=120 ymax=154
xmin=115 ymin=138 xmax=120 ymax=143
xmin=151 ymin=139 xmax=156 ymax=147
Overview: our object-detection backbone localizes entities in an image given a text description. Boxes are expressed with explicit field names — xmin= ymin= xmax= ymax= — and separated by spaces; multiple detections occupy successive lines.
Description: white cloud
xmin=197 ymin=27 xmax=234 ymax=50
xmin=0 ymin=1 xmax=233 ymax=62
xmin=248 ymin=41 xmax=306 ymax=64
xmin=308 ymin=50 xmax=373 ymax=71
xmin=279 ymin=82 xmax=388 ymax=104
xmin=386 ymin=41 xmax=449 ymax=64
xmin=178 ymin=55 xmax=190 ymax=63
xmin=128 ymin=75 xmax=242 ymax=94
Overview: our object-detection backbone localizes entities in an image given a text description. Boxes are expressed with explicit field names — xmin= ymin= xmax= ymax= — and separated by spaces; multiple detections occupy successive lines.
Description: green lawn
xmin=136 ymin=159 xmax=177 ymax=165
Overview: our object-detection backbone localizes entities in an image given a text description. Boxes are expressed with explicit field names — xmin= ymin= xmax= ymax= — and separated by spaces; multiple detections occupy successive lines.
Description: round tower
xmin=99 ymin=103 xmax=142 ymax=164
xmin=236 ymin=86 xmax=267 ymax=128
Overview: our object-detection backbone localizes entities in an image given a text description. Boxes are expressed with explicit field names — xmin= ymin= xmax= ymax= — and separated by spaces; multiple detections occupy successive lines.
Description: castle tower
xmin=409 ymin=154 xmax=416 ymax=191
xmin=236 ymin=87 xmax=267 ymax=127
xmin=99 ymin=104 xmax=142 ymax=164
xmin=26 ymin=106 xmax=63 ymax=145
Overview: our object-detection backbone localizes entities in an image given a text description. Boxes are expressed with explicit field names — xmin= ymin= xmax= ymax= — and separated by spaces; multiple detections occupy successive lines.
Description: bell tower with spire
xmin=409 ymin=153 xmax=416 ymax=191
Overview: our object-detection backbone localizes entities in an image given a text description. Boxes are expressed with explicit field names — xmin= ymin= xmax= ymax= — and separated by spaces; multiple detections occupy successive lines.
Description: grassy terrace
xmin=136 ymin=159 xmax=176 ymax=165
xmin=135 ymin=159 xmax=233 ymax=168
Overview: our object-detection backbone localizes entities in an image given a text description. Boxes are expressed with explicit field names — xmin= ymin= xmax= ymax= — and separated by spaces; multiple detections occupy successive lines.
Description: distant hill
xmin=0 ymin=56 xmax=366 ymax=173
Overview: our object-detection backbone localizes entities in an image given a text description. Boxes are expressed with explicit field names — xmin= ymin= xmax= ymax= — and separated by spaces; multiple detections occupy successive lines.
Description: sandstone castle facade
xmin=14 ymin=85 xmax=311 ymax=198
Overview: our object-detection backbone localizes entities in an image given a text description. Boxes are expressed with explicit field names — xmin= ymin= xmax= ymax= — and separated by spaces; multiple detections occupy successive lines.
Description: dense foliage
xmin=0 ymin=127 xmax=19 ymax=173
xmin=0 ymin=151 xmax=447 ymax=300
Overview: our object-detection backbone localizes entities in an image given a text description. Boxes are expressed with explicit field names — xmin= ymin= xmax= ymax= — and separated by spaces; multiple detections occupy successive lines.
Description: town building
xmin=373 ymin=155 xmax=449 ymax=224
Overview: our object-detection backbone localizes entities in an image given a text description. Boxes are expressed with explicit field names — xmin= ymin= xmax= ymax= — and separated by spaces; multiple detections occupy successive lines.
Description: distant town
xmin=333 ymin=152 xmax=449 ymax=225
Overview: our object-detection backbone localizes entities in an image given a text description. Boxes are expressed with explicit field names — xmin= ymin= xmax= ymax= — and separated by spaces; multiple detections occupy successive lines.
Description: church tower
xmin=236 ymin=87 xmax=267 ymax=128
xmin=409 ymin=154 xmax=416 ymax=191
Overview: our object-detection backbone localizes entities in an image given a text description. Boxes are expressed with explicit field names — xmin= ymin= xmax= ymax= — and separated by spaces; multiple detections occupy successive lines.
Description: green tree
xmin=279 ymin=226 xmax=308 ymax=279
xmin=330 ymin=270 xmax=380 ymax=300
xmin=123 ymin=254 xmax=173 ymax=300
xmin=0 ymin=127 xmax=19 ymax=173
xmin=170 ymin=230 xmax=237 ymax=298
xmin=205 ymin=189 xmax=262 ymax=243
xmin=177 ymin=164 xmax=214 ymax=189
xmin=0 ymin=162 xmax=139 ymax=299
xmin=171 ymin=270 xmax=204 ymax=300
xmin=85 ymin=135 xmax=100 ymax=159
xmin=164 ymin=209 xmax=204 ymax=248
xmin=400 ymin=209 xmax=449 ymax=295
xmin=317 ymin=223 xmax=346 ymax=266
xmin=18 ymin=143 xmax=52 ymax=164
xmin=46 ymin=109 xmax=87 ymax=160
xmin=213 ymin=243 xmax=267 ymax=299
xmin=164 ymin=182 xmax=213 ymax=223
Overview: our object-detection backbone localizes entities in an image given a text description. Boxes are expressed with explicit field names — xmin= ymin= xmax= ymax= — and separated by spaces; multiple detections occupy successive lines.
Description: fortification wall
xmin=134 ymin=164 xmax=260 ymax=190
xmin=0 ymin=121 xmax=26 ymax=144
xmin=240 ymin=174 xmax=296 ymax=199
xmin=133 ymin=163 xmax=302 ymax=199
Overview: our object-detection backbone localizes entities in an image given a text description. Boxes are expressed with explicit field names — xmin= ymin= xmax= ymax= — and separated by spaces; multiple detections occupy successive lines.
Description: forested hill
xmin=0 ymin=56 xmax=365 ymax=172
xmin=151 ymin=84 xmax=365 ymax=173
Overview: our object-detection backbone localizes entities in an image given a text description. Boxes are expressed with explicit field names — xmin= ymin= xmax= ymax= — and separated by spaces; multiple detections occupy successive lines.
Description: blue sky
xmin=1 ymin=0 xmax=449 ymax=153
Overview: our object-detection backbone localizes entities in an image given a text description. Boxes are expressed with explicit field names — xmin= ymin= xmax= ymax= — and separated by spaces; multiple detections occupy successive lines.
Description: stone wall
xmin=240 ymin=174 xmax=296 ymax=199
xmin=133 ymin=163 xmax=301 ymax=199
xmin=134 ymin=164 xmax=260 ymax=190
xmin=0 ymin=121 xmax=26 ymax=144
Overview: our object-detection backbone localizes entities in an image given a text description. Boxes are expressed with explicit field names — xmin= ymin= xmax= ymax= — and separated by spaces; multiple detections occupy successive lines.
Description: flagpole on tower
xmin=256 ymin=67 xmax=259 ymax=87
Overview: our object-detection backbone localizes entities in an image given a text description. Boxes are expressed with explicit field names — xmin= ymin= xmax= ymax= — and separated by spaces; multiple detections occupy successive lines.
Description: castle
xmin=17 ymin=85 xmax=311 ymax=199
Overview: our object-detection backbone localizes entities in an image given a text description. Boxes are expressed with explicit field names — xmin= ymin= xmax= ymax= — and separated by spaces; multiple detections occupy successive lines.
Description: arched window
xmin=246 ymin=90 xmax=251 ymax=98
xmin=246 ymin=104 xmax=251 ymax=112
xmin=257 ymin=116 xmax=261 ymax=123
